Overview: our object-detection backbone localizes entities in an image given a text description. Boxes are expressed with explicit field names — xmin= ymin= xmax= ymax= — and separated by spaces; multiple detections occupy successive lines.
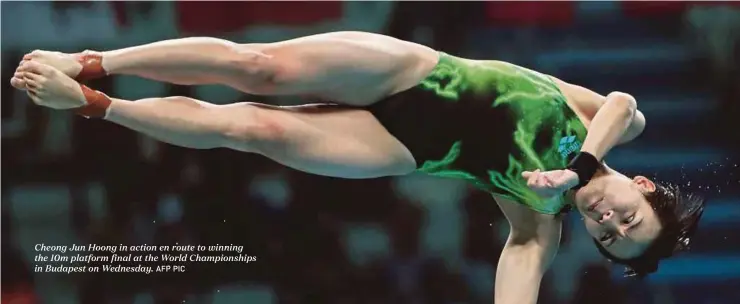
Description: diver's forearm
xmin=580 ymin=92 xmax=637 ymax=160
xmin=495 ymin=241 xmax=546 ymax=304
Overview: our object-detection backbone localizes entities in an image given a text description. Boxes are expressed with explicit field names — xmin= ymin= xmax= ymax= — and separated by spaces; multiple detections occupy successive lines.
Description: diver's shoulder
xmin=548 ymin=77 xmax=606 ymax=100
xmin=545 ymin=77 xmax=609 ymax=127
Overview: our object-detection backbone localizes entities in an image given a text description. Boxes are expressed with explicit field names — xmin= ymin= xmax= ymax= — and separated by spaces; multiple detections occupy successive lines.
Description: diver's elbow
xmin=607 ymin=91 xmax=638 ymax=114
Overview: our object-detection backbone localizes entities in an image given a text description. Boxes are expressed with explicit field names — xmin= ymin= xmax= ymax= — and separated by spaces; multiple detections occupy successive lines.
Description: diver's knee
xmin=229 ymin=44 xmax=283 ymax=87
xmin=221 ymin=105 xmax=289 ymax=151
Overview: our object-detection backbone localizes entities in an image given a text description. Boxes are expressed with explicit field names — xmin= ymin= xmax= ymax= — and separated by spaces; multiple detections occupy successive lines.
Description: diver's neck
xmin=593 ymin=162 xmax=615 ymax=178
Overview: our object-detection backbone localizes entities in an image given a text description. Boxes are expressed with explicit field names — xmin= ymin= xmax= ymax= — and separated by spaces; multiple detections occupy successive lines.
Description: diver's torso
xmin=368 ymin=53 xmax=588 ymax=214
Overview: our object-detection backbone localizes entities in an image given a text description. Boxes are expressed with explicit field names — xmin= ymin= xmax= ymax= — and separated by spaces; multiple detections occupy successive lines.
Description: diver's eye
xmin=600 ymin=233 xmax=613 ymax=242
xmin=623 ymin=215 xmax=636 ymax=224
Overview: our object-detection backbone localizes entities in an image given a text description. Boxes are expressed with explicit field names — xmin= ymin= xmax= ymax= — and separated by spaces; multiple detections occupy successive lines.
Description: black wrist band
xmin=566 ymin=152 xmax=600 ymax=189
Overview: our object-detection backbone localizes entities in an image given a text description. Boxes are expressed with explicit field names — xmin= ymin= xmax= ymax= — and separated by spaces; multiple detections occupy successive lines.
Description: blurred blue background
xmin=2 ymin=1 xmax=739 ymax=304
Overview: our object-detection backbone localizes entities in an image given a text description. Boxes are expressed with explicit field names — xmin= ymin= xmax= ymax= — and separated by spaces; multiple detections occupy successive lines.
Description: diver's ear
xmin=632 ymin=176 xmax=656 ymax=193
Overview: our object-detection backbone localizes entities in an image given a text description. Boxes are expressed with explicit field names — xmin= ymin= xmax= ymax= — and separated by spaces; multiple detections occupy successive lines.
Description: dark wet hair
xmin=594 ymin=183 xmax=705 ymax=278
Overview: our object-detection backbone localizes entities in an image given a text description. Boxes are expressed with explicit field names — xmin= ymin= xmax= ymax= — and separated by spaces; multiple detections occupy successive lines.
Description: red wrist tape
xmin=74 ymin=85 xmax=112 ymax=118
xmin=75 ymin=52 xmax=106 ymax=82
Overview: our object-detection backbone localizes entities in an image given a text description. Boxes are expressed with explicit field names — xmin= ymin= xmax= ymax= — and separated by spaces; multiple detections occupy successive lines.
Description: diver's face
xmin=574 ymin=173 xmax=662 ymax=259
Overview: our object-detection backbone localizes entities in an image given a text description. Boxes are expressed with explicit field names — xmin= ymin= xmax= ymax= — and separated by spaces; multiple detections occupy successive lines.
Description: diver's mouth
xmin=587 ymin=199 xmax=602 ymax=212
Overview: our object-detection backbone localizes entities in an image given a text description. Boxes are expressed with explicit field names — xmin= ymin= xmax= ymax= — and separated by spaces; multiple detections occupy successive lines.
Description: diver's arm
xmin=521 ymin=91 xmax=644 ymax=197
xmin=617 ymin=107 xmax=645 ymax=144
xmin=555 ymin=79 xmax=645 ymax=146
xmin=580 ymin=92 xmax=640 ymax=160
xmin=494 ymin=197 xmax=562 ymax=304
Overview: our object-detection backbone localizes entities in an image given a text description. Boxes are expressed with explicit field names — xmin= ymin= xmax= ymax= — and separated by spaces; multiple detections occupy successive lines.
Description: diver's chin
xmin=572 ymin=183 xmax=597 ymax=212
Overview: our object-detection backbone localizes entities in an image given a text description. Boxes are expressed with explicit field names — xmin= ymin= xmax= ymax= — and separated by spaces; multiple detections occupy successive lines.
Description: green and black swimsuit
xmin=367 ymin=52 xmax=588 ymax=214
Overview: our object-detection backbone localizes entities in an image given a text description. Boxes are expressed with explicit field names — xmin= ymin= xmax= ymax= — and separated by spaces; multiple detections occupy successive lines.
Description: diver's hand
xmin=522 ymin=169 xmax=579 ymax=199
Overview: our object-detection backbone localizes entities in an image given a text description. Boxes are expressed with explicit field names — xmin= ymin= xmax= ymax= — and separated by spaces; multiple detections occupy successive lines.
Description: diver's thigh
xmin=247 ymin=31 xmax=436 ymax=106
xmin=249 ymin=104 xmax=417 ymax=178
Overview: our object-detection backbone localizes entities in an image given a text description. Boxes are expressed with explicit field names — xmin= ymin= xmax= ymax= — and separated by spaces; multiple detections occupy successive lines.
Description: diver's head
xmin=572 ymin=168 xmax=705 ymax=277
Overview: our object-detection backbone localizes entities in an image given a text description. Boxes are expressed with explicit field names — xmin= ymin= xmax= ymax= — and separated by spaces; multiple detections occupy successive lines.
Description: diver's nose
xmin=598 ymin=210 xmax=614 ymax=224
